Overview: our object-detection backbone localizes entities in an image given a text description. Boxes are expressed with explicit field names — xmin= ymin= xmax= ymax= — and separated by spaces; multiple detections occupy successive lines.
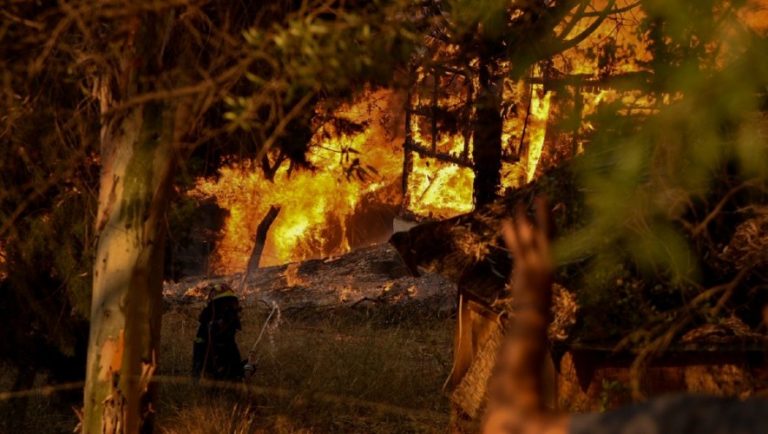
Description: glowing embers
xmin=282 ymin=262 xmax=306 ymax=287
xmin=0 ymin=242 xmax=6 ymax=280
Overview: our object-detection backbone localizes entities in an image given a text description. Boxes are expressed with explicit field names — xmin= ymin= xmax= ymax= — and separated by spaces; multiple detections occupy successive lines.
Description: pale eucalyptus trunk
xmin=82 ymin=100 xmax=175 ymax=434
xmin=82 ymin=13 xmax=177 ymax=434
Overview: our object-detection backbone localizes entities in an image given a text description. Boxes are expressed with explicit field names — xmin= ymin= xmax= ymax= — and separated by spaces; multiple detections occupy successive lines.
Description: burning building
xmin=187 ymin=0 xmax=660 ymax=279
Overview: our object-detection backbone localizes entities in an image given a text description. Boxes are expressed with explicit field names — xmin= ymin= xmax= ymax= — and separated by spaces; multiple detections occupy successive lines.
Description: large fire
xmin=523 ymin=83 xmax=554 ymax=183
xmin=406 ymin=154 xmax=475 ymax=218
xmin=193 ymin=89 xmax=406 ymax=273
xmin=191 ymin=0 xmax=764 ymax=274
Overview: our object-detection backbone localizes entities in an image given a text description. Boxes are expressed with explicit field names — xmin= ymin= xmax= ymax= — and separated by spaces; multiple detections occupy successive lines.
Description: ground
xmin=156 ymin=302 xmax=454 ymax=433
xmin=1 ymin=300 xmax=454 ymax=433
xmin=1 ymin=244 xmax=458 ymax=433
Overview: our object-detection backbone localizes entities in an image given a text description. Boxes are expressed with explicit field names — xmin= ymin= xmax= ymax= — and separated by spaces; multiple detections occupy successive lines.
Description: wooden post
xmin=402 ymin=87 xmax=414 ymax=212
xmin=462 ymin=74 xmax=474 ymax=162
xmin=572 ymin=84 xmax=584 ymax=155
xmin=432 ymin=66 xmax=439 ymax=154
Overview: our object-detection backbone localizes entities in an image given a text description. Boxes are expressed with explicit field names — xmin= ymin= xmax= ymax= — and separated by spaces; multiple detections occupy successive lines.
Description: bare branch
xmin=580 ymin=0 xmax=642 ymax=18
xmin=553 ymin=0 xmax=618 ymax=55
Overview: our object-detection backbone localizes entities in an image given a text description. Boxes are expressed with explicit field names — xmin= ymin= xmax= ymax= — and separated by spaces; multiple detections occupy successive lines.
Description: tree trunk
xmin=472 ymin=48 xmax=503 ymax=208
xmin=240 ymin=205 xmax=281 ymax=289
xmin=82 ymin=13 xmax=176 ymax=434
xmin=82 ymin=100 xmax=175 ymax=434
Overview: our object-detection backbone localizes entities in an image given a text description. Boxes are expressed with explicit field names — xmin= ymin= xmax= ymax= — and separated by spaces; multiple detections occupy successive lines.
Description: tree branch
xmin=553 ymin=0 xmax=618 ymax=55
xmin=691 ymin=180 xmax=757 ymax=238
xmin=580 ymin=0 xmax=642 ymax=18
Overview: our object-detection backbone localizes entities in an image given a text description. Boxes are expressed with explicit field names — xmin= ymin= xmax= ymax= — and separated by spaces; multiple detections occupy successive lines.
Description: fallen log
xmin=164 ymin=243 xmax=457 ymax=315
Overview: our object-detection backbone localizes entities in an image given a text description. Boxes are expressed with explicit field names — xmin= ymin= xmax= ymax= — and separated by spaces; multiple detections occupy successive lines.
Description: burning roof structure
xmin=186 ymin=0 xmax=678 ymax=278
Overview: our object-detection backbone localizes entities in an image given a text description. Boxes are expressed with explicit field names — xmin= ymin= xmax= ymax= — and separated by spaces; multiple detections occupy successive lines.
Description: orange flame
xmin=407 ymin=155 xmax=475 ymax=219
xmin=193 ymin=89 xmax=405 ymax=273
xmin=525 ymin=84 xmax=554 ymax=182
xmin=194 ymin=1 xmax=668 ymax=271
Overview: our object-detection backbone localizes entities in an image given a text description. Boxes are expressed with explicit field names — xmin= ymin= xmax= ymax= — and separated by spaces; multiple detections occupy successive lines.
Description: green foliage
xmin=0 ymin=181 xmax=95 ymax=363
xmin=227 ymin=0 xmax=417 ymax=132
xmin=445 ymin=0 xmax=509 ymax=39
xmin=556 ymin=0 xmax=768 ymax=294
xmin=0 ymin=4 xmax=99 ymax=368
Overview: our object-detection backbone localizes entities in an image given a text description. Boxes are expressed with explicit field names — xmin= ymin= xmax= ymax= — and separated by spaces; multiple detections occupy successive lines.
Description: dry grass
xmin=0 ymin=363 xmax=82 ymax=433
xmin=0 ymin=301 xmax=454 ymax=433
xmin=155 ymin=301 xmax=454 ymax=433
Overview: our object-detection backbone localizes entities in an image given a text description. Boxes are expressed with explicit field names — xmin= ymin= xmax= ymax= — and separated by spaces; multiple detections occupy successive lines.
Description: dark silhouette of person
xmin=192 ymin=283 xmax=245 ymax=381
